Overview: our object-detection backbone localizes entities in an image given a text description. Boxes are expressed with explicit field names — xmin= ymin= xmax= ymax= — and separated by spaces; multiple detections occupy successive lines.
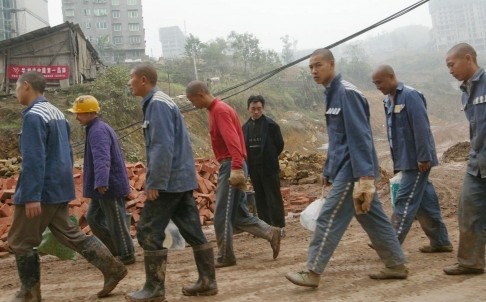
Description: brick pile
xmin=0 ymin=158 xmax=318 ymax=252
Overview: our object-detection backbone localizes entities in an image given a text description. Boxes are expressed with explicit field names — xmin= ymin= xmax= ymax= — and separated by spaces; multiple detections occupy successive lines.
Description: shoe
xmin=285 ymin=271 xmax=319 ymax=288
xmin=270 ymin=227 xmax=281 ymax=259
xmin=419 ymin=245 xmax=453 ymax=253
xmin=214 ymin=261 xmax=236 ymax=268
xmin=443 ymin=263 xmax=484 ymax=275
xmin=367 ymin=242 xmax=374 ymax=250
xmin=369 ymin=264 xmax=408 ymax=279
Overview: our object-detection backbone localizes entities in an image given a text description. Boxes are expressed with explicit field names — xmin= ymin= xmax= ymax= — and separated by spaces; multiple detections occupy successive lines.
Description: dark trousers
xmin=249 ymin=166 xmax=285 ymax=228
xmin=136 ymin=190 xmax=208 ymax=250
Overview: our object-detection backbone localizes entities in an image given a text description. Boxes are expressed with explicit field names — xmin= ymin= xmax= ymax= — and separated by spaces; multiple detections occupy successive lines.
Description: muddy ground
xmin=2 ymin=121 xmax=486 ymax=302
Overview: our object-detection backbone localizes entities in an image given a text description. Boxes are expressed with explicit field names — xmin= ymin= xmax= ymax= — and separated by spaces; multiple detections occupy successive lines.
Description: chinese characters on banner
xmin=8 ymin=65 xmax=70 ymax=80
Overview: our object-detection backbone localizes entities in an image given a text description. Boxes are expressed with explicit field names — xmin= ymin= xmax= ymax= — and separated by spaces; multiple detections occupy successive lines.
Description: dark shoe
xmin=367 ymin=242 xmax=375 ymax=250
xmin=126 ymin=249 xmax=168 ymax=302
xmin=270 ymin=227 xmax=281 ymax=259
xmin=77 ymin=236 xmax=128 ymax=298
xmin=369 ymin=264 xmax=408 ymax=279
xmin=182 ymin=243 xmax=218 ymax=296
xmin=12 ymin=251 xmax=41 ymax=302
xmin=215 ymin=260 xmax=236 ymax=268
xmin=443 ymin=263 xmax=484 ymax=275
xmin=419 ymin=245 xmax=453 ymax=253
xmin=285 ymin=271 xmax=320 ymax=288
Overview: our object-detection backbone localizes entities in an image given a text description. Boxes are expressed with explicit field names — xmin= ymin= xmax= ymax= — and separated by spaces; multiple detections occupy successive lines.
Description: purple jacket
xmin=83 ymin=117 xmax=130 ymax=199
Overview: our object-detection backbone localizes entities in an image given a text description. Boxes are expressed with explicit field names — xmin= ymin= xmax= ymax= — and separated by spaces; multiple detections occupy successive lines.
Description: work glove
xmin=352 ymin=177 xmax=375 ymax=215
xmin=229 ymin=169 xmax=247 ymax=191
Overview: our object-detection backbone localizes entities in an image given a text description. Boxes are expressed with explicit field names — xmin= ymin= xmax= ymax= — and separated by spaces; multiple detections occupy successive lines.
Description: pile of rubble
xmin=0 ymin=157 xmax=21 ymax=177
xmin=0 ymin=153 xmax=324 ymax=253
xmin=279 ymin=151 xmax=325 ymax=185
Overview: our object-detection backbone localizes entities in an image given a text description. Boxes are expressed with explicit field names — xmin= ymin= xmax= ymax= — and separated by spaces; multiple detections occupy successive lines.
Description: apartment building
xmin=429 ymin=0 xmax=486 ymax=51
xmin=0 ymin=0 xmax=49 ymax=41
xmin=159 ymin=26 xmax=186 ymax=59
xmin=62 ymin=0 xmax=145 ymax=63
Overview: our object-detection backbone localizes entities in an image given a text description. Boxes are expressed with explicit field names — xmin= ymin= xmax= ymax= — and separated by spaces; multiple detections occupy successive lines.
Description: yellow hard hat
xmin=68 ymin=95 xmax=100 ymax=113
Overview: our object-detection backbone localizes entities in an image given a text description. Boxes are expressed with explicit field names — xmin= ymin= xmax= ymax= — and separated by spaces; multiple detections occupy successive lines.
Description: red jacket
xmin=208 ymin=99 xmax=247 ymax=169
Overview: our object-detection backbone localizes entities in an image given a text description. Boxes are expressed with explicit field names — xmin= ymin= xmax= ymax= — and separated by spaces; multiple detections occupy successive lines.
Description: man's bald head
xmin=186 ymin=80 xmax=210 ymax=96
xmin=310 ymin=48 xmax=334 ymax=62
xmin=131 ymin=62 xmax=158 ymax=86
xmin=185 ymin=80 xmax=214 ymax=109
xmin=372 ymin=65 xmax=396 ymax=78
xmin=372 ymin=64 xmax=398 ymax=96
xmin=447 ymin=43 xmax=477 ymax=65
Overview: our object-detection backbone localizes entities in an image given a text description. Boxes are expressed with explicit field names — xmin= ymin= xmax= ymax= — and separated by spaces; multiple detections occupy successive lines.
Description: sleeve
xmin=89 ymin=126 xmax=112 ymax=189
xmin=342 ymin=90 xmax=376 ymax=178
xmin=405 ymin=91 xmax=435 ymax=162
xmin=218 ymin=112 xmax=245 ymax=170
xmin=145 ymin=101 xmax=175 ymax=190
xmin=19 ymin=114 xmax=47 ymax=203
xmin=273 ymin=123 xmax=284 ymax=155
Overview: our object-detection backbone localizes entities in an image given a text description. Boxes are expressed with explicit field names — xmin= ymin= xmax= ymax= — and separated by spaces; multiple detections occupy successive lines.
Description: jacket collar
xmin=22 ymin=95 xmax=47 ymax=115
xmin=141 ymin=87 xmax=159 ymax=113
xmin=460 ymin=67 xmax=484 ymax=94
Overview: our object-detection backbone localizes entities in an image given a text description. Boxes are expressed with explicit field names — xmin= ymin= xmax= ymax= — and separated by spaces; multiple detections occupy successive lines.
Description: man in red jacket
xmin=186 ymin=80 xmax=281 ymax=268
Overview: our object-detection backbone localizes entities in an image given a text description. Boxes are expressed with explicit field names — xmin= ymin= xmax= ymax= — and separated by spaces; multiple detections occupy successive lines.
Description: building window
xmin=113 ymin=23 xmax=122 ymax=31
xmin=113 ymin=36 xmax=122 ymax=44
xmin=94 ymin=8 xmax=108 ymax=16
xmin=65 ymin=9 xmax=74 ymax=17
xmin=84 ymin=9 xmax=90 ymax=16
xmin=86 ymin=22 xmax=91 ymax=29
xmin=127 ymin=0 xmax=137 ymax=5
xmin=128 ymin=23 xmax=140 ymax=31
xmin=96 ymin=22 xmax=108 ymax=29
xmin=112 ymin=10 xmax=120 ymax=18
xmin=111 ymin=0 xmax=119 ymax=5
xmin=128 ymin=10 xmax=138 ymax=18
xmin=129 ymin=35 xmax=141 ymax=44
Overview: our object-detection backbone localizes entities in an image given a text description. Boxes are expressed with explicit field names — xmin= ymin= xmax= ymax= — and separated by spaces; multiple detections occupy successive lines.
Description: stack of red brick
xmin=0 ymin=158 xmax=318 ymax=252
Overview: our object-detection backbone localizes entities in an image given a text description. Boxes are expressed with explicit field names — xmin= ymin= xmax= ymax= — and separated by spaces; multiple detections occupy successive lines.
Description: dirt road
xmin=2 ymin=123 xmax=485 ymax=302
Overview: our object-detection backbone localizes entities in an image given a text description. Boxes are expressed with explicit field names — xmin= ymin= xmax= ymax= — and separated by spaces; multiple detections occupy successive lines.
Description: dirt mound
xmin=441 ymin=141 xmax=470 ymax=163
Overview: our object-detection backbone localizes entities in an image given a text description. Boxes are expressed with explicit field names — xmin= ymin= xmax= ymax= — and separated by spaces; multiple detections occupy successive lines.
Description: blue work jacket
xmin=461 ymin=68 xmax=486 ymax=178
xmin=141 ymin=88 xmax=197 ymax=192
xmin=384 ymin=82 xmax=438 ymax=171
xmin=323 ymin=74 xmax=380 ymax=182
xmin=14 ymin=97 xmax=75 ymax=204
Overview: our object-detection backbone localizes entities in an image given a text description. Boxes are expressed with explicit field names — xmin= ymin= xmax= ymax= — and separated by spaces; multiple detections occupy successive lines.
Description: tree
xmin=227 ymin=31 xmax=261 ymax=74
xmin=280 ymin=35 xmax=297 ymax=64
xmin=338 ymin=42 xmax=373 ymax=88
xmin=201 ymin=38 xmax=230 ymax=74
xmin=185 ymin=34 xmax=205 ymax=64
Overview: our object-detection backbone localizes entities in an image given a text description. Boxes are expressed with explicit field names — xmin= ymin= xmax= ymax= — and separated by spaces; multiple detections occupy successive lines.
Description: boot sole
xmin=98 ymin=268 xmax=128 ymax=298
xmin=181 ymin=288 xmax=218 ymax=296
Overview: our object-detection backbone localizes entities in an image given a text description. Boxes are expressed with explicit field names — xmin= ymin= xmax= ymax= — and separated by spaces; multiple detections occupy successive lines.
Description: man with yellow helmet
xmin=69 ymin=95 xmax=135 ymax=265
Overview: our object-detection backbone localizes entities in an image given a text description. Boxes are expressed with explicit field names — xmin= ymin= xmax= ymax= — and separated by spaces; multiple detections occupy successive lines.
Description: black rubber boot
xmin=182 ymin=243 xmax=218 ymax=296
xmin=77 ymin=236 xmax=127 ymax=298
xmin=11 ymin=250 xmax=41 ymax=302
xmin=125 ymin=249 xmax=168 ymax=302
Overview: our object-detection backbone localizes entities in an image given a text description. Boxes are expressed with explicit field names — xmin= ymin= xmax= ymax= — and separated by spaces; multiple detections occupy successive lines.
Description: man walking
xmin=285 ymin=49 xmax=407 ymax=288
xmin=186 ymin=81 xmax=282 ymax=268
xmin=8 ymin=71 xmax=126 ymax=301
xmin=443 ymin=43 xmax=486 ymax=275
xmin=68 ymin=95 xmax=135 ymax=265
xmin=126 ymin=63 xmax=217 ymax=302
xmin=371 ymin=65 xmax=452 ymax=252
xmin=242 ymin=95 xmax=286 ymax=231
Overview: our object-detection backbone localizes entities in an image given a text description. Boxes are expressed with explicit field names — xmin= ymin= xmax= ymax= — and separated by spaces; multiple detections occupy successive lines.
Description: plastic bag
xmin=163 ymin=220 xmax=186 ymax=250
xmin=390 ymin=172 xmax=402 ymax=211
xmin=37 ymin=215 xmax=78 ymax=260
xmin=300 ymin=197 xmax=326 ymax=232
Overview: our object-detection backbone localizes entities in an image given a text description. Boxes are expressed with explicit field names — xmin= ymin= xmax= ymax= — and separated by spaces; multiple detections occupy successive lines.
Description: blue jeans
xmin=391 ymin=169 xmax=451 ymax=246
xmin=136 ymin=190 xmax=207 ymax=250
xmin=307 ymin=180 xmax=405 ymax=274
xmin=86 ymin=196 xmax=135 ymax=261
xmin=214 ymin=161 xmax=273 ymax=264
xmin=457 ymin=173 xmax=486 ymax=269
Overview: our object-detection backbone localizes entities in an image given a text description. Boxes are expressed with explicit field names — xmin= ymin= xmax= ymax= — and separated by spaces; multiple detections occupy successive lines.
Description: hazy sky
xmin=48 ymin=0 xmax=432 ymax=57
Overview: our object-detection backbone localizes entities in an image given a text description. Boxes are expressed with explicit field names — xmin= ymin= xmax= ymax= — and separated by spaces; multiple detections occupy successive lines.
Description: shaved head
xmin=372 ymin=64 xmax=398 ymax=96
xmin=447 ymin=43 xmax=477 ymax=65
xmin=131 ymin=62 xmax=158 ymax=86
xmin=186 ymin=80 xmax=210 ymax=95
xmin=372 ymin=65 xmax=395 ymax=77
xmin=310 ymin=48 xmax=334 ymax=62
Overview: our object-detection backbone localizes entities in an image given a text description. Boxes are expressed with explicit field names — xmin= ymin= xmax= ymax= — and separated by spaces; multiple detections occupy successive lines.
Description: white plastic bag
xmin=163 ymin=220 xmax=186 ymax=250
xmin=300 ymin=197 xmax=326 ymax=232
xmin=389 ymin=172 xmax=402 ymax=211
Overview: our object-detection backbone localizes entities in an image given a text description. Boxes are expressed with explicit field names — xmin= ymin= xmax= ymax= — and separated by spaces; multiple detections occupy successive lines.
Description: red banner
xmin=8 ymin=65 xmax=70 ymax=80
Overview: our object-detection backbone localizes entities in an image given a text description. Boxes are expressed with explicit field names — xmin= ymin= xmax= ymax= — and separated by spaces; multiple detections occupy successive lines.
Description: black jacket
xmin=242 ymin=114 xmax=284 ymax=176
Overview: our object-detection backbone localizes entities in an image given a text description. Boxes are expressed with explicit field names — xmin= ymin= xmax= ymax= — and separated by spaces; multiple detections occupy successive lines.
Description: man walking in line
xmin=371 ymin=65 xmax=452 ymax=253
xmin=186 ymin=81 xmax=282 ymax=268
xmin=68 ymin=95 xmax=135 ymax=265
